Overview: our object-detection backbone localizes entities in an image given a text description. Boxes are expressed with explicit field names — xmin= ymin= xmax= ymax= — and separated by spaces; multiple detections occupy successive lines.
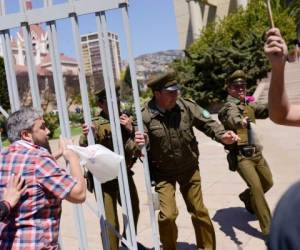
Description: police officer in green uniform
xmin=135 ymin=71 xmax=239 ymax=250
xmin=218 ymin=70 xmax=273 ymax=236
xmin=79 ymin=88 xmax=140 ymax=250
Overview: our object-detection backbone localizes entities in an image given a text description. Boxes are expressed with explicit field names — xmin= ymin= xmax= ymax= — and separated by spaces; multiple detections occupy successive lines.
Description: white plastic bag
xmin=67 ymin=144 xmax=122 ymax=183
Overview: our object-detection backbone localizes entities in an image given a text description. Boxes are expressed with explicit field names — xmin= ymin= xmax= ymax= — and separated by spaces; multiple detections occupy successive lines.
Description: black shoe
xmin=137 ymin=242 xmax=147 ymax=250
xmin=121 ymin=242 xmax=147 ymax=250
xmin=239 ymin=193 xmax=254 ymax=214
xmin=121 ymin=242 xmax=127 ymax=249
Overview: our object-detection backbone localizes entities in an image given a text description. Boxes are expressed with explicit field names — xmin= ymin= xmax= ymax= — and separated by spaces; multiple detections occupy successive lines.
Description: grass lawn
xmin=52 ymin=126 xmax=82 ymax=139
xmin=0 ymin=126 xmax=82 ymax=147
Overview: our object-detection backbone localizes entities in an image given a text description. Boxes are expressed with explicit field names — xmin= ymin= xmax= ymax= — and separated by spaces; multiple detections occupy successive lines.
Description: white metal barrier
xmin=0 ymin=0 xmax=160 ymax=249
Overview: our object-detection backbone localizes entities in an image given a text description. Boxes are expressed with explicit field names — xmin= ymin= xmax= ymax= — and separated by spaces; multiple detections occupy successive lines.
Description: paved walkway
xmin=58 ymin=61 xmax=300 ymax=249
xmin=257 ymin=60 xmax=300 ymax=104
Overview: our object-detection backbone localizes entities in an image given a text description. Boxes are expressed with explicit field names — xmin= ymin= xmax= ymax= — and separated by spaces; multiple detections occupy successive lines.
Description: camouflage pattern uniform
xmin=79 ymin=111 xmax=140 ymax=250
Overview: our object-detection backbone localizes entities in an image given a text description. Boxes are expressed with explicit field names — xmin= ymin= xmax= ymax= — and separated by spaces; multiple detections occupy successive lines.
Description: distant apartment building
xmin=173 ymin=0 xmax=248 ymax=49
xmin=81 ymin=32 xmax=122 ymax=92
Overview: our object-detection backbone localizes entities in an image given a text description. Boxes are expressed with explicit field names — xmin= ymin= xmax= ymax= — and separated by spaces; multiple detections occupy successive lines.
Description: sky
xmin=122 ymin=0 xmax=180 ymax=57
xmin=5 ymin=0 xmax=180 ymax=60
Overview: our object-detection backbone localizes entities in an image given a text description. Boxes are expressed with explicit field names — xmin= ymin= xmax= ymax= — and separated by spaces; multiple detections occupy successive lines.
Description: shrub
xmin=0 ymin=57 xmax=10 ymax=111
xmin=44 ymin=113 xmax=59 ymax=139
xmin=69 ymin=112 xmax=84 ymax=126
xmin=173 ymin=0 xmax=297 ymax=109
xmin=0 ymin=115 xmax=7 ymax=138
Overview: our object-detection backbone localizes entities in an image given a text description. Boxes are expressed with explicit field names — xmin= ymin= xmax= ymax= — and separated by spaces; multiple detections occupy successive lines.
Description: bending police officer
xmin=135 ymin=71 xmax=239 ymax=250
xmin=79 ymin=88 xmax=140 ymax=250
xmin=218 ymin=70 xmax=273 ymax=236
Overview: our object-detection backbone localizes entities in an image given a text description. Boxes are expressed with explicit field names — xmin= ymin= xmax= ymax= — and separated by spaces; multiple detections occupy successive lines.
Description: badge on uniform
xmin=202 ymin=110 xmax=211 ymax=119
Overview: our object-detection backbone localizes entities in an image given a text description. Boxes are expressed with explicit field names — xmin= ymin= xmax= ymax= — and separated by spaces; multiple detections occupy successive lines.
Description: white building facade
xmin=173 ymin=0 xmax=248 ymax=49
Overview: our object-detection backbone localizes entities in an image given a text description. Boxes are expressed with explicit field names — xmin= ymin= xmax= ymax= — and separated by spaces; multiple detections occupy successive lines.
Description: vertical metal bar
xmin=43 ymin=0 xmax=88 ymax=245
xmin=4 ymin=32 xmax=21 ymax=111
xmin=19 ymin=0 xmax=41 ymax=109
xmin=0 ymin=0 xmax=5 ymax=14
xmin=121 ymin=3 xmax=160 ymax=250
xmin=0 ymin=1 xmax=20 ymax=111
xmin=20 ymin=21 xmax=41 ymax=108
xmin=19 ymin=0 xmax=24 ymax=11
xmin=69 ymin=11 xmax=110 ymax=250
xmin=44 ymin=0 xmax=87 ymax=250
xmin=96 ymin=11 xmax=137 ymax=250
xmin=46 ymin=23 xmax=69 ymax=136
xmin=0 ymin=32 xmax=16 ymax=111
xmin=0 ymin=106 xmax=9 ymax=118
xmin=0 ymin=1 xmax=154 ymax=249
xmin=0 ymin=105 xmax=6 ymax=149
xmin=0 ymin=106 xmax=8 ymax=149
xmin=18 ymin=0 xmax=41 ymax=108
xmin=58 ymin=232 xmax=64 ymax=250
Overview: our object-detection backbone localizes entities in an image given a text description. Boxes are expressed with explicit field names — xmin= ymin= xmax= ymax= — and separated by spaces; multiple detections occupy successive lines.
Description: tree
xmin=120 ymin=66 xmax=133 ymax=102
xmin=0 ymin=57 xmax=10 ymax=110
xmin=271 ymin=0 xmax=300 ymax=43
xmin=172 ymin=0 xmax=297 ymax=109
xmin=271 ymin=0 xmax=300 ymax=24
xmin=64 ymin=73 xmax=82 ymax=110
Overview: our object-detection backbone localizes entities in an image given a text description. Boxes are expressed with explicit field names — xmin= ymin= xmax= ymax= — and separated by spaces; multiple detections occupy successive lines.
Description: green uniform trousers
xmin=155 ymin=168 xmax=216 ymax=250
xmin=102 ymin=172 xmax=140 ymax=250
xmin=237 ymin=152 xmax=273 ymax=235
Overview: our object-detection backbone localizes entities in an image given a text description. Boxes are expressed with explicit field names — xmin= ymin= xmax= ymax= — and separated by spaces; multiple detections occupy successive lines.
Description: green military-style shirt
xmin=79 ymin=111 xmax=139 ymax=168
xmin=142 ymin=97 xmax=226 ymax=177
xmin=218 ymin=95 xmax=268 ymax=146
xmin=218 ymin=95 xmax=268 ymax=131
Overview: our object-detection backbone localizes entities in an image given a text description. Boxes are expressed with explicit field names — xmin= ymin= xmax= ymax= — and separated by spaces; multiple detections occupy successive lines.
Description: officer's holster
xmin=226 ymin=149 xmax=238 ymax=171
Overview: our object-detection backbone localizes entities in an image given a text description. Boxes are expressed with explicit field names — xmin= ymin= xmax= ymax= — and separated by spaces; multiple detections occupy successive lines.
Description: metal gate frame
xmin=0 ymin=0 xmax=160 ymax=249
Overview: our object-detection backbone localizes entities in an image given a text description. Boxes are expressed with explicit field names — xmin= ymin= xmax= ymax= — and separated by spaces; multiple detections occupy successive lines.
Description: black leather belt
xmin=238 ymin=145 xmax=257 ymax=157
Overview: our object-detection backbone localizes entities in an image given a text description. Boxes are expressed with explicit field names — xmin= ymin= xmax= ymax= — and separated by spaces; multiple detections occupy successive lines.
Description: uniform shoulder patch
xmin=202 ymin=109 xmax=211 ymax=119
xmin=93 ymin=116 xmax=109 ymax=125
xmin=183 ymin=98 xmax=196 ymax=104
xmin=141 ymin=106 xmax=152 ymax=124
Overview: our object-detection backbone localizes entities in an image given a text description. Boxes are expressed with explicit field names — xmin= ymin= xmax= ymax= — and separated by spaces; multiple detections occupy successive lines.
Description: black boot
xmin=239 ymin=191 xmax=254 ymax=214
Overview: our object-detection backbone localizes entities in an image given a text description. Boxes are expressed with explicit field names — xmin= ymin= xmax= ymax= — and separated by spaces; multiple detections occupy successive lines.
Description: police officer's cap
xmin=95 ymin=85 xmax=120 ymax=102
xmin=95 ymin=88 xmax=106 ymax=102
xmin=147 ymin=71 xmax=179 ymax=91
xmin=227 ymin=70 xmax=247 ymax=86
